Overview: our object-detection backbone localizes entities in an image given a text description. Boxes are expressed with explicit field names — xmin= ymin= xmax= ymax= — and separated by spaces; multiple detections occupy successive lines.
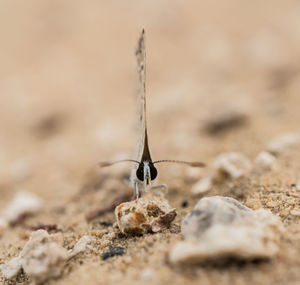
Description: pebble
xmin=0 ymin=230 xmax=68 ymax=283
xmin=191 ymin=176 xmax=213 ymax=195
xmin=267 ymin=132 xmax=300 ymax=154
xmin=69 ymin=235 xmax=95 ymax=258
xmin=169 ymin=196 xmax=282 ymax=264
xmin=0 ymin=257 xmax=22 ymax=279
xmin=266 ymin=201 xmax=278 ymax=208
xmin=213 ymin=152 xmax=251 ymax=179
xmin=1 ymin=191 xmax=44 ymax=226
xmin=290 ymin=210 xmax=300 ymax=217
xmin=102 ymin=246 xmax=126 ymax=260
xmin=297 ymin=177 xmax=300 ymax=191
xmin=254 ymin=151 xmax=277 ymax=171
xmin=115 ymin=195 xmax=176 ymax=234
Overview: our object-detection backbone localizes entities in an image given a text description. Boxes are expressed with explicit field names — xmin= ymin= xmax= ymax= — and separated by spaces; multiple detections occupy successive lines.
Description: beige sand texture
xmin=0 ymin=0 xmax=300 ymax=284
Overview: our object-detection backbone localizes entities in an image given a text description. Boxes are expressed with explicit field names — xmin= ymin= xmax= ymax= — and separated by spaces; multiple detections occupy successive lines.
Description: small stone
xmin=102 ymin=246 xmax=126 ymax=260
xmin=169 ymin=196 xmax=282 ymax=264
xmin=69 ymin=235 xmax=95 ymax=258
xmin=267 ymin=132 xmax=300 ymax=154
xmin=184 ymin=167 xmax=203 ymax=181
xmin=90 ymin=229 xmax=105 ymax=238
xmin=290 ymin=210 xmax=300 ymax=217
xmin=181 ymin=201 xmax=189 ymax=208
xmin=297 ymin=177 xmax=300 ymax=191
xmin=280 ymin=209 xmax=290 ymax=217
xmin=20 ymin=230 xmax=68 ymax=283
xmin=0 ymin=230 xmax=69 ymax=283
xmin=191 ymin=176 xmax=213 ymax=195
xmin=115 ymin=196 xmax=176 ymax=234
xmin=0 ymin=257 xmax=22 ymax=279
xmin=245 ymin=198 xmax=262 ymax=210
xmin=213 ymin=152 xmax=251 ymax=179
xmin=1 ymin=191 xmax=44 ymax=225
xmin=266 ymin=201 xmax=278 ymax=208
xmin=254 ymin=151 xmax=277 ymax=171
xmin=252 ymin=204 xmax=260 ymax=210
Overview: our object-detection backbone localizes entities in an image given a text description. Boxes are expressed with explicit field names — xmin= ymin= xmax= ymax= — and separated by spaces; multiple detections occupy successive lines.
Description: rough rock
xmin=0 ymin=231 xmax=96 ymax=282
xmin=267 ymin=132 xmax=300 ymax=154
xmin=213 ymin=152 xmax=251 ymax=179
xmin=254 ymin=151 xmax=277 ymax=171
xmin=20 ymin=230 xmax=68 ymax=283
xmin=1 ymin=191 xmax=44 ymax=225
xmin=0 ymin=257 xmax=22 ymax=279
xmin=191 ymin=176 xmax=213 ymax=195
xmin=170 ymin=196 xmax=282 ymax=264
xmin=0 ymin=230 xmax=68 ymax=283
xmin=115 ymin=195 xmax=176 ymax=234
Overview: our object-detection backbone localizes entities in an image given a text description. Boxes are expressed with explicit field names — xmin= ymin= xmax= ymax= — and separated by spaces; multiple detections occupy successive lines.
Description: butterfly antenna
xmin=152 ymin=160 xmax=205 ymax=167
xmin=98 ymin=159 xmax=140 ymax=168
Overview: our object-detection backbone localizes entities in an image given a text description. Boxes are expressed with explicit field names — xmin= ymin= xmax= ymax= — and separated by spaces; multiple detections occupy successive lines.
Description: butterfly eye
xmin=150 ymin=163 xmax=158 ymax=180
xmin=136 ymin=164 xmax=144 ymax=181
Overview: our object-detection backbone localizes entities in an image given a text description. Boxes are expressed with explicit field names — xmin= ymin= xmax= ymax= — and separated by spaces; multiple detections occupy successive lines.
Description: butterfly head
xmin=136 ymin=161 xmax=158 ymax=186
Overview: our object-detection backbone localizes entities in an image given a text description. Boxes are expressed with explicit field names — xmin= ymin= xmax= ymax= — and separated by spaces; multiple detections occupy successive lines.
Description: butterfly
xmin=99 ymin=29 xmax=205 ymax=198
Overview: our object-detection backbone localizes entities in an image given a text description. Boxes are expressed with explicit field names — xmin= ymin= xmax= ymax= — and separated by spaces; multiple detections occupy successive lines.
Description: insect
xmin=99 ymin=29 xmax=205 ymax=198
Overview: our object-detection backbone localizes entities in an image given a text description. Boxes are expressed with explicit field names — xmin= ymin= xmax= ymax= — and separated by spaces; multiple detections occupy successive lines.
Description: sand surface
xmin=0 ymin=1 xmax=300 ymax=284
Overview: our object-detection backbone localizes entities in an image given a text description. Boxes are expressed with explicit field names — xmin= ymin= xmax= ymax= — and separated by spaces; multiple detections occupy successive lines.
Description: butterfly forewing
xmin=134 ymin=29 xmax=153 ymax=164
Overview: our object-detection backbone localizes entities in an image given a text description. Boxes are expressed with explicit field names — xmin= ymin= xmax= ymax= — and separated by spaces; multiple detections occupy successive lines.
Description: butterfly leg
xmin=135 ymin=181 xmax=140 ymax=200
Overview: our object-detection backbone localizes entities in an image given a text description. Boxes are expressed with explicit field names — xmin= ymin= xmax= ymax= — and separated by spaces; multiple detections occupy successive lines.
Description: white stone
xmin=254 ymin=151 xmax=277 ymax=171
xmin=296 ymin=177 xmax=300 ymax=191
xmin=69 ymin=235 xmax=95 ymax=258
xmin=290 ymin=210 xmax=300 ymax=217
xmin=170 ymin=196 xmax=282 ymax=264
xmin=20 ymin=230 xmax=68 ymax=283
xmin=191 ymin=176 xmax=212 ymax=195
xmin=267 ymin=132 xmax=300 ymax=154
xmin=0 ymin=230 xmax=69 ymax=283
xmin=213 ymin=152 xmax=251 ymax=179
xmin=1 ymin=191 xmax=44 ymax=224
xmin=0 ymin=257 xmax=22 ymax=279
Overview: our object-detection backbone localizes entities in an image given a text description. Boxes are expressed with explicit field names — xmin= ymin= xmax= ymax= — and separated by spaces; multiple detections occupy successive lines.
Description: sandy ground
xmin=1 ymin=0 xmax=300 ymax=284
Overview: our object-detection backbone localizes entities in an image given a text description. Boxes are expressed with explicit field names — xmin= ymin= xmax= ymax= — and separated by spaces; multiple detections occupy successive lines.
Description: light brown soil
xmin=0 ymin=1 xmax=300 ymax=284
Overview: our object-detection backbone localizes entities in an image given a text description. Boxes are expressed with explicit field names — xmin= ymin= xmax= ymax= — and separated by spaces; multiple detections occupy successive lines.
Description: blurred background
xmin=0 ymin=0 xmax=300 ymax=203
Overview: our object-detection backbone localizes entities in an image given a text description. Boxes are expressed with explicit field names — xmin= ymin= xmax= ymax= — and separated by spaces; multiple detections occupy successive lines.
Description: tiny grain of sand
xmin=1 ymin=1 xmax=300 ymax=284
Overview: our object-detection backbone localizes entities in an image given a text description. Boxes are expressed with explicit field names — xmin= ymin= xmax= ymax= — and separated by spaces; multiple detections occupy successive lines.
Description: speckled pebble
xmin=115 ymin=196 xmax=176 ymax=235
